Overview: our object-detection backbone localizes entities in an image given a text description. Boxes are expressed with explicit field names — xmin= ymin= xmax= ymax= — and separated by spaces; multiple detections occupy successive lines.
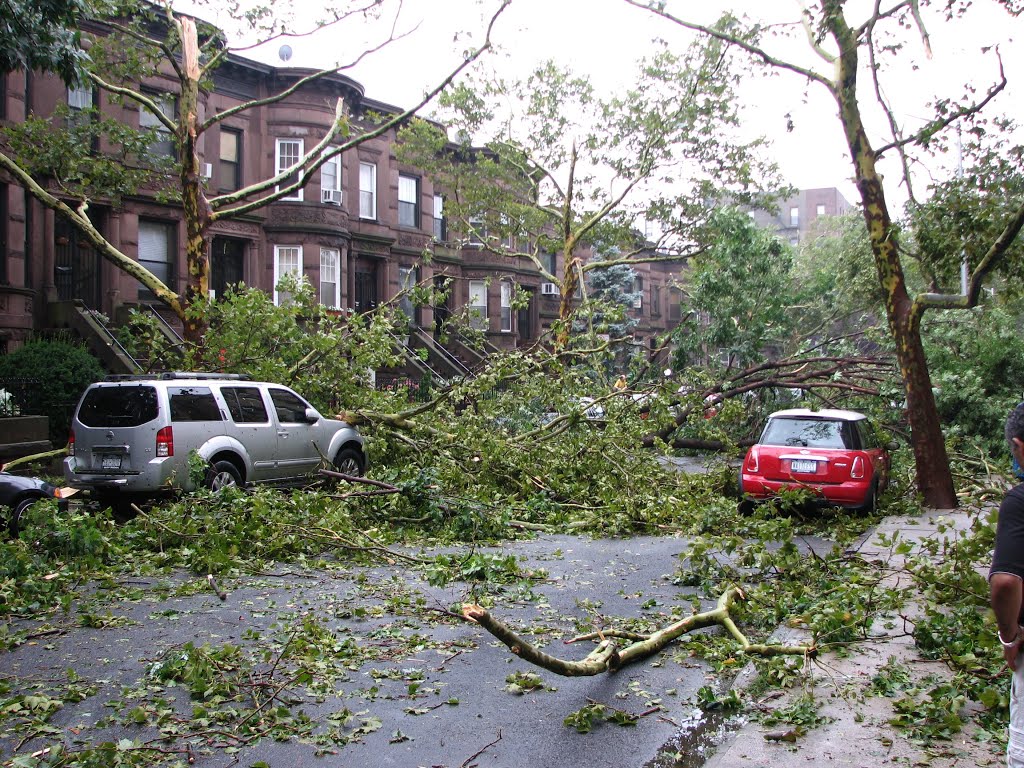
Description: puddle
xmin=644 ymin=707 xmax=745 ymax=768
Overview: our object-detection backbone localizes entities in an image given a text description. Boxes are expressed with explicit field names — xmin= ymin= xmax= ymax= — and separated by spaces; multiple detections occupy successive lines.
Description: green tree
xmin=673 ymin=208 xmax=797 ymax=372
xmin=398 ymin=32 xmax=784 ymax=349
xmin=0 ymin=0 xmax=509 ymax=347
xmin=0 ymin=0 xmax=93 ymax=84
xmin=629 ymin=0 xmax=1024 ymax=508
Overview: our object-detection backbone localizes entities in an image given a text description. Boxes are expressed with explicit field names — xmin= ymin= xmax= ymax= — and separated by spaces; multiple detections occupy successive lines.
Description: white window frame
xmin=320 ymin=247 xmax=340 ymax=309
xmin=398 ymin=173 xmax=419 ymax=228
xmin=500 ymin=280 xmax=513 ymax=333
xmin=321 ymin=155 xmax=341 ymax=197
xmin=138 ymin=219 xmax=175 ymax=298
xmin=789 ymin=206 xmax=799 ymax=227
xmin=399 ymin=265 xmax=417 ymax=321
xmin=359 ymin=162 xmax=377 ymax=219
xmin=468 ymin=279 xmax=487 ymax=330
xmin=273 ymin=245 xmax=303 ymax=306
xmin=276 ymin=139 xmax=304 ymax=201
xmin=432 ymin=194 xmax=445 ymax=240
xmin=140 ymin=92 xmax=175 ymax=157
xmin=816 ymin=203 xmax=826 ymax=216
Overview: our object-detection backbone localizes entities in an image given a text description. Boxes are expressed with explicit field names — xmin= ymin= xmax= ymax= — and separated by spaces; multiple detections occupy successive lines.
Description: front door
xmin=354 ymin=266 xmax=378 ymax=313
xmin=210 ymin=237 xmax=245 ymax=300
xmin=54 ymin=214 xmax=100 ymax=306
xmin=433 ymin=275 xmax=451 ymax=339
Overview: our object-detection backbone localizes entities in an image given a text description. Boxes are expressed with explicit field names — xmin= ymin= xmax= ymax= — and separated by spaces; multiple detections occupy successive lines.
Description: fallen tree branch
xmin=462 ymin=587 xmax=815 ymax=676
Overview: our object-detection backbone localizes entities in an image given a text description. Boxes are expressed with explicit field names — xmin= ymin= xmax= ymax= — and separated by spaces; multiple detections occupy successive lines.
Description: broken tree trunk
xmin=462 ymin=587 xmax=814 ymax=676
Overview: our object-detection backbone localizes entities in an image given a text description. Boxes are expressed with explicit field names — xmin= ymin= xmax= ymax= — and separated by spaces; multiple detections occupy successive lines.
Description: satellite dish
xmin=278 ymin=44 xmax=292 ymax=62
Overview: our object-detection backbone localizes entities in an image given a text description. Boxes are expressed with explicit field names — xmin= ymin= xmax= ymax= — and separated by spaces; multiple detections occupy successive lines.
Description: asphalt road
xmin=2 ymin=534 xmax=742 ymax=768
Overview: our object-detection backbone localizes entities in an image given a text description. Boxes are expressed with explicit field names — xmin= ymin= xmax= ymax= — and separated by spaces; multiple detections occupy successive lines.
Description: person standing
xmin=990 ymin=402 xmax=1024 ymax=767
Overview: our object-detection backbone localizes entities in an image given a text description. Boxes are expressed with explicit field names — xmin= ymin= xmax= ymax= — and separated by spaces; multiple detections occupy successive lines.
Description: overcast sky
xmin=199 ymin=0 xmax=1023 ymax=210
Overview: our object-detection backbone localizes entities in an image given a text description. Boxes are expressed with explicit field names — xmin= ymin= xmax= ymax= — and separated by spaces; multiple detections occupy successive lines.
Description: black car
xmin=0 ymin=472 xmax=63 ymax=537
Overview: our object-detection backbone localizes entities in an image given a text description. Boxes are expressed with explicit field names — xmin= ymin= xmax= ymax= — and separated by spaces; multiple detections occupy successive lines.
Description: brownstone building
xmin=0 ymin=23 xmax=686 ymax=378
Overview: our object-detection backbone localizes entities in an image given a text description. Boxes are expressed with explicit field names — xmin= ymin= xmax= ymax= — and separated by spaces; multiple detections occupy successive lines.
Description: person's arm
xmin=991 ymin=572 xmax=1024 ymax=670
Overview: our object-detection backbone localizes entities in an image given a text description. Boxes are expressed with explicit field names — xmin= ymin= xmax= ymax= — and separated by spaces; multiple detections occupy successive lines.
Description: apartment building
xmin=748 ymin=187 xmax=853 ymax=245
xmin=0 ymin=19 xmax=685 ymax=377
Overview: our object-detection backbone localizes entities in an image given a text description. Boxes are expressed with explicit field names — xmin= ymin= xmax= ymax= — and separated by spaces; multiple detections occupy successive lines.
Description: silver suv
xmin=64 ymin=373 xmax=366 ymax=507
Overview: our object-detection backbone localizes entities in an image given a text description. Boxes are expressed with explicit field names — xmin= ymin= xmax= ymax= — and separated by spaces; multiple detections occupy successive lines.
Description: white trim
xmin=319 ymin=247 xmax=340 ymax=308
xmin=276 ymin=138 xmax=304 ymax=201
xmin=273 ymin=244 xmax=302 ymax=305
xmin=359 ymin=162 xmax=376 ymax=219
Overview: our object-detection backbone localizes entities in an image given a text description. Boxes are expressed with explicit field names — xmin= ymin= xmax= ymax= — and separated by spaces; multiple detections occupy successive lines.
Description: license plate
xmin=101 ymin=454 xmax=122 ymax=470
xmin=790 ymin=459 xmax=817 ymax=474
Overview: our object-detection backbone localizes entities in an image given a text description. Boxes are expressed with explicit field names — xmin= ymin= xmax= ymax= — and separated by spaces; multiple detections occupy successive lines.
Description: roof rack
xmin=103 ymin=372 xmax=253 ymax=382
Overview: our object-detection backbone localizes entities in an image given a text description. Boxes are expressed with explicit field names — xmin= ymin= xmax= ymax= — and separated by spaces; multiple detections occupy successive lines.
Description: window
xmin=359 ymin=162 xmax=376 ymax=219
xmin=816 ymin=203 xmax=826 ymax=216
xmin=140 ymin=92 xmax=175 ymax=158
xmin=269 ymin=388 xmax=309 ymax=423
xmin=539 ymin=251 xmax=556 ymax=276
xmin=273 ymin=245 xmax=302 ymax=306
xmin=169 ymin=387 xmax=222 ymax=422
xmin=398 ymin=174 xmax=419 ymax=228
xmin=651 ymin=286 xmax=660 ymax=315
xmin=276 ymin=139 xmax=304 ymax=201
xmin=0 ymin=183 xmax=7 ymax=284
xmin=789 ymin=206 xmax=799 ymax=227
xmin=219 ymin=128 xmax=241 ymax=192
xmin=432 ymin=194 xmax=446 ymax=240
xmin=468 ymin=279 xmax=487 ymax=330
xmin=222 ymin=386 xmax=269 ymax=423
xmin=321 ymin=155 xmax=341 ymax=202
xmin=500 ymin=280 xmax=513 ymax=332
xmin=398 ymin=265 xmax=418 ymax=321
xmin=67 ymin=84 xmax=94 ymax=130
xmin=632 ymin=276 xmax=643 ymax=309
xmin=320 ymin=247 xmax=340 ymax=309
xmin=500 ymin=214 xmax=517 ymax=250
xmin=467 ymin=216 xmax=485 ymax=246
xmin=138 ymin=219 xmax=175 ymax=298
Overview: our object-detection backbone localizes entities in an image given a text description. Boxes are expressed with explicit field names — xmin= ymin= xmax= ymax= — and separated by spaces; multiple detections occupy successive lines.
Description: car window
xmin=169 ymin=387 xmax=221 ymax=422
xmin=761 ymin=417 xmax=850 ymax=449
xmin=78 ymin=385 xmax=159 ymax=427
xmin=269 ymin=388 xmax=309 ymax=423
xmin=221 ymin=386 xmax=269 ymax=424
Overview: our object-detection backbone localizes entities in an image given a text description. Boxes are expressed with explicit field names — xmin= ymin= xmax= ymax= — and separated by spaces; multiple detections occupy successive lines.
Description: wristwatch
xmin=999 ymin=627 xmax=1022 ymax=648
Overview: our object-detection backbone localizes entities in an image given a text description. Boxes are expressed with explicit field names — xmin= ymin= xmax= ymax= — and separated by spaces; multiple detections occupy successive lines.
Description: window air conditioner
xmin=541 ymin=282 xmax=559 ymax=296
xmin=322 ymin=189 xmax=342 ymax=205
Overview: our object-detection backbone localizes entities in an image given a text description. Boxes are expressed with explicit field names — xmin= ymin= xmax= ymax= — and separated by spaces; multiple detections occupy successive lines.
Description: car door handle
xmin=278 ymin=431 xmax=289 ymax=439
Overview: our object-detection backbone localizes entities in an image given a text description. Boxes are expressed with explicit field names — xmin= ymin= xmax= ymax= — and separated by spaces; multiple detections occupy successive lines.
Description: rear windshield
xmin=760 ymin=417 xmax=856 ymax=449
xmin=78 ymin=385 xmax=159 ymax=427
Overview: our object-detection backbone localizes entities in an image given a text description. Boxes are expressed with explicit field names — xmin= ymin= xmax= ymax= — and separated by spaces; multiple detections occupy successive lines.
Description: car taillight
xmin=746 ymin=447 xmax=759 ymax=473
xmin=851 ymin=455 xmax=865 ymax=479
xmin=156 ymin=426 xmax=174 ymax=457
xmin=68 ymin=429 xmax=75 ymax=457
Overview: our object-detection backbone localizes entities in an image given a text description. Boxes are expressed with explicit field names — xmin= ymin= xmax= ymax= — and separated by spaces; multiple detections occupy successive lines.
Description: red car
xmin=739 ymin=408 xmax=889 ymax=512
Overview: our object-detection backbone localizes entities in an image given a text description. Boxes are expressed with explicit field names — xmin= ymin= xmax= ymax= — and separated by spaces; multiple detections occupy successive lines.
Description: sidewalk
xmin=703 ymin=507 xmax=1004 ymax=768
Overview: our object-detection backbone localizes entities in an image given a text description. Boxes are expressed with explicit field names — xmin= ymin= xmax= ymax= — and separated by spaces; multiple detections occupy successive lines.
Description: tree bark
xmin=828 ymin=11 xmax=957 ymax=508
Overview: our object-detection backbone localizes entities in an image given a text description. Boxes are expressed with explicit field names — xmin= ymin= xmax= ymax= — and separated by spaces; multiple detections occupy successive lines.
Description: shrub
xmin=0 ymin=337 xmax=105 ymax=444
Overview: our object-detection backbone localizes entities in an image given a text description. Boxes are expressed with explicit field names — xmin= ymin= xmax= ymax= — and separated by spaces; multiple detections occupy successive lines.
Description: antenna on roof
xmin=278 ymin=44 xmax=293 ymax=63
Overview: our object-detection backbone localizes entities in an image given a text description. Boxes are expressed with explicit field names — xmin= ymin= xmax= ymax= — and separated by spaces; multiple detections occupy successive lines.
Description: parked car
xmin=64 ymin=373 xmax=367 ymax=512
xmin=738 ymin=408 xmax=890 ymax=512
xmin=0 ymin=472 xmax=63 ymax=537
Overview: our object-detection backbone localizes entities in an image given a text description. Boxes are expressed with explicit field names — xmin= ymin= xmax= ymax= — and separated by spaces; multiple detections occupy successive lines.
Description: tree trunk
xmin=830 ymin=12 xmax=957 ymax=508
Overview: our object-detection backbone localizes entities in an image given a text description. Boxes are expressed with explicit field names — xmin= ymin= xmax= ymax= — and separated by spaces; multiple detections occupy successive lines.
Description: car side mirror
xmin=304 ymin=407 xmax=321 ymax=424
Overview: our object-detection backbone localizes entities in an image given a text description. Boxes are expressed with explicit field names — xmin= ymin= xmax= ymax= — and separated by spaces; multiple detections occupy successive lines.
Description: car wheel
xmin=205 ymin=460 xmax=242 ymax=492
xmin=332 ymin=447 xmax=365 ymax=477
xmin=737 ymin=498 xmax=755 ymax=515
xmin=8 ymin=496 xmax=39 ymax=538
xmin=857 ymin=478 xmax=880 ymax=514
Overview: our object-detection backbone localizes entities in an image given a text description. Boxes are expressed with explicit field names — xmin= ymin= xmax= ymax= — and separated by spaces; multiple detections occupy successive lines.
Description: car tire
xmin=857 ymin=478 xmax=880 ymax=514
xmin=332 ymin=447 xmax=365 ymax=477
xmin=205 ymin=460 xmax=242 ymax=492
xmin=737 ymin=498 xmax=755 ymax=515
xmin=8 ymin=495 xmax=39 ymax=538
